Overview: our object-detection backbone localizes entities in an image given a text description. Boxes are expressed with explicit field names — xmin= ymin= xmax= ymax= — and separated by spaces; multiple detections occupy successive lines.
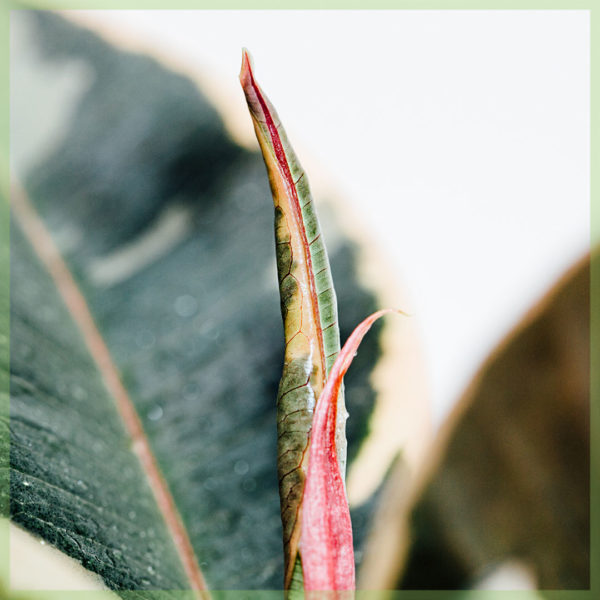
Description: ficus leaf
xmin=10 ymin=196 xmax=203 ymax=598
xmin=240 ymin=50 xmax=347 ymax=589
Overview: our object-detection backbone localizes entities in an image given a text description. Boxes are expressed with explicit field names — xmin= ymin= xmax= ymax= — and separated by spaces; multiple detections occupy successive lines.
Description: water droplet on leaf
xmin=174 ymin=294 xmax=198 ymax=318
xmin=242 ymin=478 xmax=257 ymax=492
xmin=147 ymin=405 xmax=163 ymax=421
xmin=234 ymin=460 xmax=249 ymax=475
xmin=182 ymin=382 xmax=200 ymax=401
xmin=71 ymin=384 xmax=87 ymax=400
xmin=135 ymin=330 xmax=156 ymax=349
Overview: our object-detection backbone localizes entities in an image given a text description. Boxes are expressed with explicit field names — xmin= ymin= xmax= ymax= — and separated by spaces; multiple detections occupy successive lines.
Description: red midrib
xmin=246 ymin=66 xmax=328 ymax=381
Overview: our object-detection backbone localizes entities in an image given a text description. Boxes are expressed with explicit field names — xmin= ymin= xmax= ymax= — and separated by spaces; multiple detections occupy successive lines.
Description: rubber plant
xmin=240 ymin=50 xmax=398 ymax=595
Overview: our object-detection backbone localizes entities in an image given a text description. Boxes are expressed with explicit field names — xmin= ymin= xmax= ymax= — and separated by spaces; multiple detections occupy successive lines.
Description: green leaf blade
xmin=10 ymin=217 xmax=196 ymax=594
xmin=240 ymin=50 xmax=347 ymax=589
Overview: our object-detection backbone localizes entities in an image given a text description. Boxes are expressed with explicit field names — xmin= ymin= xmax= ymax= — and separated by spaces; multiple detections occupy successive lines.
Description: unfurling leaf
xmin=240 ymin=49 xmax=345 ymax=589
xmin=302 ymin=309 xmax=398 ymax=593
xmin=240 ymin=50 xmax=402 ymax=593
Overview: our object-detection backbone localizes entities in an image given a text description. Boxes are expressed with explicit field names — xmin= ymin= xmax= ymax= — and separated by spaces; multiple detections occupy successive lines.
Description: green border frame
xmin=0 ymin=3 xmax=596 ymax=599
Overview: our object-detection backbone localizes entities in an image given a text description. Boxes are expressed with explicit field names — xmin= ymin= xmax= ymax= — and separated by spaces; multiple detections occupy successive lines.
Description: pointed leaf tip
xmin=301 ymin=308 xmax=402 ymax=592
xmin=239 ymin=48 xmax=253 ymax=84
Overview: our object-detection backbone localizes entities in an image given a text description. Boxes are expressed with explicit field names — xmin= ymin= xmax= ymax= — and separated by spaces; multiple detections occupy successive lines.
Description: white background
xmin=67 ymin=10 xmax=590 ymax=425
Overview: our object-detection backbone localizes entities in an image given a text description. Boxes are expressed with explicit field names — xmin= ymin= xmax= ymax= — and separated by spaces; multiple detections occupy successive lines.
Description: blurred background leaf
xmin=360 ymin=251 xmax=592 ymax=590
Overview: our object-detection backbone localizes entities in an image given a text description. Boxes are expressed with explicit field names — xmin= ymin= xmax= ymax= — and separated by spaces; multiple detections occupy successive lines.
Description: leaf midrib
xmin=11 ymin=180 xmax=208 ymax=595
xmin=244 ymin=59 xmax=328 ymax=382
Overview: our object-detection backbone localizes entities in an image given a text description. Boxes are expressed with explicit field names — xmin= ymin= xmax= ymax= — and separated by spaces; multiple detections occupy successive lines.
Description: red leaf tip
xmin=239 ymin=48 xmax=254 ymax=88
